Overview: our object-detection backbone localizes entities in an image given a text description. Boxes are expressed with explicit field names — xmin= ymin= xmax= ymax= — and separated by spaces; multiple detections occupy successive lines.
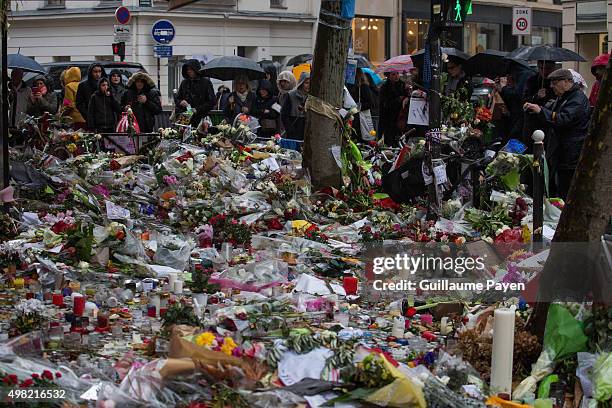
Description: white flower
xmin=16 ymin=299 xmax=45 ymax=315
xmin=349 ymin=107 xmax=359 ymax=116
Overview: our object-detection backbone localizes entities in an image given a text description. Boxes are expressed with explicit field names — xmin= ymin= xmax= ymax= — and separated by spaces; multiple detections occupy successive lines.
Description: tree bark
xmin=302 ymin=0 xmax=352 ymax=190
xmin=529 ymin=58 xmax=612 ymax=338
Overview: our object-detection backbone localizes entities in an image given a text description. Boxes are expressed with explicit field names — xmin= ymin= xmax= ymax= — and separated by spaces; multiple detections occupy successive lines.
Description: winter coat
xmin=378 ymin=79 xmax=405 ymax=146
xmin=252 ymin=80 xmax=279 ymax=137
xmin=121 ymin=72 xmax=163 ymax=133
xmin=539 ymin=86 xmax=591 ymax=171
xmin=175 ymin=59 xmax=215 ymax=126
xmin=62 ymin=67 xmax=85 ymax=125
xmin=277 ymin=70 xmax=297 ymax=108
xmin=108 ymin=69 xmax=127 ymax=108
xmin=214 ymin=89 xmax=230 ymax=111
xmin=589 ymin=54 xmax=610 ymax=107
xmin=263 ymin=65 xmax=279 ymax=97
xmin=9 ymin=81 xmax=31 ymax=127
xmin=87 ymin=79 xmax=121 ymax=132
xmin=26 ymin=76 xmax=58 ymax=117
xmin=224 ymin=90 xmax=256 ymax=124
xmin=76 ymin=63 xmax=107 ymax=121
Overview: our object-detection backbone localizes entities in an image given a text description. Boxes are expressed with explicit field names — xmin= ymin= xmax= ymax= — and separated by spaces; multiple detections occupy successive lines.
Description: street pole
xmin=1 ymin=0 xmax=9 ymax=189
xmin=157 ymin=57 xmax=161 ymax=90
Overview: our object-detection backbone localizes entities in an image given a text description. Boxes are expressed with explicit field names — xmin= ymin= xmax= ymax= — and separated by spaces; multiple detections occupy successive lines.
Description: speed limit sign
xmin=512 ymin=6 xmax=531 ymax=35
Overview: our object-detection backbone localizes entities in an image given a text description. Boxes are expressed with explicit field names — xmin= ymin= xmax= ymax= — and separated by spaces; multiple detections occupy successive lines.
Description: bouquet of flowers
xmin=486 ymin=152 xmax=529 ymax=191
xmin=12 ymin=299 xmax=46 ymax=336
xmin=207 ymin=213 xmax=252 ymax=248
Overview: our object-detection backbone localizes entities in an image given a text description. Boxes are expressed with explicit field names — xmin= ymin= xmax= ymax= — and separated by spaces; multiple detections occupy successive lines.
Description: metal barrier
xmin=100 ymin=132 xmax=159 ymax=155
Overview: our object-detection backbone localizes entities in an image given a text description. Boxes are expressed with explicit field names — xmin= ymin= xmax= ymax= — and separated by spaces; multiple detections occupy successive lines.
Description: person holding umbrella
xmin=444 ymin=56 xmax=472 ymax=100
xmin=175 ymin=59 xmax=215 ymax=127
xmin=224 ymin=74 xmax=256 ymax=124
xmin=8 ymin=68 xmax=31 ymax=127
xmin=523 ymin=69 xmax=590 ymax=199
xmin=378 ymin=71 xmax=405 ymax=146
xmin=26 ymin=75 xmax=58 ymax=117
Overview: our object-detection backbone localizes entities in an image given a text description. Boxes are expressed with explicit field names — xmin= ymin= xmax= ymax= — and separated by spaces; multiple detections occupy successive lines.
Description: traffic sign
xmin=154 ymin=45 xmax=173 ymax=58
xmin=115 ymin=6 xmax=131 ymax=25
xmin=113 ymin=25 xmax=132 ymax=43
xmin=512 ymin=6 xmax=531 ymax=35
xmin=152 ymin=20 xmax=175 ymax=44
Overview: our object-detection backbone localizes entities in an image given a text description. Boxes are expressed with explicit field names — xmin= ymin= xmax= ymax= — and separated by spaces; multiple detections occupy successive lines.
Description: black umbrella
xmin=465 ymin=49 xmax=509 ymax=78
xmin=286 ymin=53 xmax=312 ymax=67
xmin=7 ymin=53 xmax=46 ymax=74
xmin=411 ymin=47 xmax=471 ymax=68
xmin=507 ymin=45 xmax=586 ymax=62
xmin=199 ymin=56 xmax=266 ymax=81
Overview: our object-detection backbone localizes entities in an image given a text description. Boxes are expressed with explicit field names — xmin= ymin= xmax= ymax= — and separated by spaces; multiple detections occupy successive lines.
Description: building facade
xmin=561 ymin=0 xmax=609 ymax=89
xmin=402 ymin=0 xmax=562 ymax=55
xmin=8 ymin=0 xmax=403 ymax=104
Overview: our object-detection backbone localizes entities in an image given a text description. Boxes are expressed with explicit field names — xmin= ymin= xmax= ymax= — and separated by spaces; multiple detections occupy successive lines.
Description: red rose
xmin=175 ymin=151 xmax=194 ymax=163
xmin=19 ymin=378 xmax=34 ymax=388
xmin=406 ymin=307 xmax=417 ymax=317
xmin=55 ymin=372 xmax=62 ymax=379
xmin=42 ymin=370 xmax=54 ymax=381
xmin=8 ymin=374 xmax=18 ymax=385
xmin=109 ymin=160 xmax=121 ymax=171
xmin=31 ymin=373 xmax=39 ymax=379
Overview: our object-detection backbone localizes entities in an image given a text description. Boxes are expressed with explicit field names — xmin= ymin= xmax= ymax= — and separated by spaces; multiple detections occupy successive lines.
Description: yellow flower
xmin=369 ymin=129 xmax=377 ymax=136
xmin=195 ymin=332 xmax=216 ymax=347
xmin=67 ymin=143 xmax=77 ymax=153
xmin=220 ymin=337 xmax=237 ymax=355
xmin=521 ymin=224 xmax=531 ymax=243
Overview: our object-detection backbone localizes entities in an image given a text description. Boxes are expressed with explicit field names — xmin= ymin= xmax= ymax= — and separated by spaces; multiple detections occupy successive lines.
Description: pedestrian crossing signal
xmin=112 ymin=42 xmax=125 ymax=59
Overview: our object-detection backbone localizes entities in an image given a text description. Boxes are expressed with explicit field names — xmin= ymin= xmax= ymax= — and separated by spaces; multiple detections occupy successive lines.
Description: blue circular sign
xmin=115 ymin=6 xmax=131 ymax=25
xmin=151 ymin=20 xmax=175 ymax=45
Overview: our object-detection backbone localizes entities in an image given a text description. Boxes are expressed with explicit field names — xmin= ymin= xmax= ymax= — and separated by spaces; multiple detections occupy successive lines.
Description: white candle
xmin=84 ymin=302 xmax=98 ymax=317
xmin=168 ymin=273 xmax=177 ymax=290
xmin=490 ymin=308 xmax=516 ymax=397
xmin=173 ymin=280 xmax=183 ymax=295
xmin=150 ymin=294 xmax=161 ymax=318
xmin=440 ymin=317 xmax=450 ymax=335
xmin=391 ymin=316 xmax=405 ymax=338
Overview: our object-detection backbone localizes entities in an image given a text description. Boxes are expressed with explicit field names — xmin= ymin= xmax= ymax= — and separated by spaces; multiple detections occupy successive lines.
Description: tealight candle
xmin=173 ymin=280 xmax=183 ymax=295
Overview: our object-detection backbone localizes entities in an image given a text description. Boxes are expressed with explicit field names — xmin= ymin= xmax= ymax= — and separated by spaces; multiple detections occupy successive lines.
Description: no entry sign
xmin=512 ymin=6 xmax=531 ymax=35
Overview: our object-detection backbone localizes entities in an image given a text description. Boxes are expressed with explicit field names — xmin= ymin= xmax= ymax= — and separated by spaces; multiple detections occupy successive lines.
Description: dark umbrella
xmin=199 ymin=56 xmax=266 ymax=81
xmin=465 ymin=49 xmax=509 ymax=78
xmin=286 ymin=53 xmax=313 ymax=67
xmin=507 ymin=45 xmax=586 ymax=62
xmin=411 ymin=47 xmax=471 ymax=69
xmin=6 ymin=53 xmax=46 ymax=74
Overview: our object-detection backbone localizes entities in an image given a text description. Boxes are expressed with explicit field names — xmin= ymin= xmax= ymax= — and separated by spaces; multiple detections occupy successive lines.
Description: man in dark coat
xmin=121 ymin=72 xmax=163 ymax=133
xmin=252 ymin=79 xmax=279 ymax=138
xmin=524 ymin=69 xmax=591 ymax=199
xmin=444 ymin=56 xmax=472 ymax=101
xmin=108 ymin=69 xmax=126 ymax=107
xmin=87 ymin=77 xmax=121 ymax=133
xmin=175 ymin=59 xmax=215 ymax=126
xmin=378 ymin=71 xmax=404 ymax=146
xmin=281 ymin=72 xmax=310 ymax=141
xmin=76 ymin=63 xmax=107 ymax=122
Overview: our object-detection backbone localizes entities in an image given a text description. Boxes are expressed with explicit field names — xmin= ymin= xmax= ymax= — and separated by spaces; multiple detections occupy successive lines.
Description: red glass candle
xmin=159 ymin=308 xmax=167 ymax=317
xmin=73 ymin=296 xmax=85 ymax=316
xmin=26 ymin=292 xmax=34 ymax=300
xmin=147 ymin=306 xmax=156 ymax=318
xmin=52 ymin=294 xmax=64 ymax=307
xmin=97 ymin=314 xmax=108 ymax=328
xmin=342 ymin=275 xmax=358 ymax=295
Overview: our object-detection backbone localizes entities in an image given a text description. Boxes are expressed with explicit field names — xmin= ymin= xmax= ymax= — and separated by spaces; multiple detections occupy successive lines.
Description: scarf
xmin=236 ymin=90 xmax=249 ymax=103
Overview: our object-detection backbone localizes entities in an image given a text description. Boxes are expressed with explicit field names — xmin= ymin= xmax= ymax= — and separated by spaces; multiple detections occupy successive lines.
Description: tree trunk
xmin=1 ymin=0 xmax=9 ymax=189
xmin=302 ymin=0 xmax=352 ymax=190
xmin=529 ymin=58 xmax=612 ymax=338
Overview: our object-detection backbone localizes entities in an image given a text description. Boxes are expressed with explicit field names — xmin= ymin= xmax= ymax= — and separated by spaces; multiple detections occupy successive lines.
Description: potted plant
xmin=190 ymin=261 xmax=219 ymax=308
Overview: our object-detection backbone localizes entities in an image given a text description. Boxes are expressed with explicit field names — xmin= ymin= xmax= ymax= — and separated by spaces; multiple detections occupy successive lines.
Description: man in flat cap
xmin=523 ymin=68 xmax=591 ymax=199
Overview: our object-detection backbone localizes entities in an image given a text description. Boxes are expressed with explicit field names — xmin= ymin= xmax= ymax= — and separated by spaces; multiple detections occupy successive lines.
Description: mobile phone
xmin=31 ymin=86 xmax=41 ymax=94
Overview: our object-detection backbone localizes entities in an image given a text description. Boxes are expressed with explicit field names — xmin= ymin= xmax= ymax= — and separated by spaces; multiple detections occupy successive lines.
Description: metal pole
xmin=532 ymin=129 xmax=545 ymax=245
xmin=425 ymin=33 xmax=443 ymax=221
xmin=157 ymin=57 xmax=161 ymax=90
xmin=471 ymin=164 xmax=480 ymax=209
xmin=1 ymin=0 xmax=9 ymax=189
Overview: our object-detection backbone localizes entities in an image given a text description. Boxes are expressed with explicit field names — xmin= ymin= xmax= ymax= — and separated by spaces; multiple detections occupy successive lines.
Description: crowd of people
xmin=6 ymin=52 xmax=608 ymax=199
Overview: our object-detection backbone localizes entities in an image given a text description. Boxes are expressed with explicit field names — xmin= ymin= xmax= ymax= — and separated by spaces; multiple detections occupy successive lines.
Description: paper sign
xmin=433 ymin=164 xmax=448 ymax=185
xmin=105 ymin=200 xmax=131 ymax=220
xmin=80 ymin=384 xmax=101 ymax=401
xmin=261 ymin=157 xmax=280 ymax=172
xmin=407 ymin=96 xmax=429 ymax=126
xmin=330 ymin=146 xmax=343 ymax=168
xmin=271 ymin=102 xmax=282 ymax=114
xmin=542 ymin=225 xmax=556 ymax=240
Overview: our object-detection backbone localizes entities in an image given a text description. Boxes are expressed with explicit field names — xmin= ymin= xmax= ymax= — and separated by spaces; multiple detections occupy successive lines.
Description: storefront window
xmin=351 ymin=17 xmax=388 ymax=65
xmin=523 ymin=26 xmax=557 ymax=46
xmin=463 ymin=22 xmax=501 ymax=54
xmin=404 ymin=18 xmax=429 ymax=54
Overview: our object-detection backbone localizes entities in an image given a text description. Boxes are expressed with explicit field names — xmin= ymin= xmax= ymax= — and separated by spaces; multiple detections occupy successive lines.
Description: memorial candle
xmin=490 ymin=308 xmax=516 ymax=397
